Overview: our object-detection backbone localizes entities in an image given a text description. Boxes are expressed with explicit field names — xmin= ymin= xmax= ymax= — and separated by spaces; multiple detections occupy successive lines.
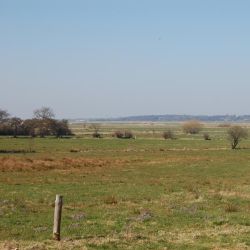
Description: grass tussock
xmin=103 ymin=196 xmax=118 ymax=205
xmin=225 ymin=203 xmax=239 ymax=213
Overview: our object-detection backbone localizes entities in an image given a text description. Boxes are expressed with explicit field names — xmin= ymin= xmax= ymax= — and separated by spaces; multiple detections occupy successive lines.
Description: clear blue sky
xmin=0 ymin=0 xmax=250 ymax=118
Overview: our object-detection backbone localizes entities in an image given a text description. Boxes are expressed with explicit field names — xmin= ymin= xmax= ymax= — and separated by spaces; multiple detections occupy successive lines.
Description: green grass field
xmin=0 ymin=123 xmax=250 ymax=249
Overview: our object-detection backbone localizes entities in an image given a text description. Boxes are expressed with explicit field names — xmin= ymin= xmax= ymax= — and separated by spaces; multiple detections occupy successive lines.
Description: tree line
xmin=0 ymin=107 xmax=72 ymax=137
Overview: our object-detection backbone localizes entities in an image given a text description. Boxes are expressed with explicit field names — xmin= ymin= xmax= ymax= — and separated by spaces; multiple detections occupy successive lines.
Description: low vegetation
xmin=182 ymin=120 xmax=203 ymax=134
xmin=203 ymin=133 xmax=211 ymax=140
xmin=114 ymin=130 xmax=134 ymax=139
xmin=91 ymin=123 xmax=102 ymax=138
xmin=1 ymin=114 xmax=250 ymax=249
xmin=163 ymin=130 xmax=175 ymax=140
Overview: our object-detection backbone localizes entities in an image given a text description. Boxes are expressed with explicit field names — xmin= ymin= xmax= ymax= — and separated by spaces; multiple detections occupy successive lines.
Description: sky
xmin=0 ymin=0 xmax=250 ymax=119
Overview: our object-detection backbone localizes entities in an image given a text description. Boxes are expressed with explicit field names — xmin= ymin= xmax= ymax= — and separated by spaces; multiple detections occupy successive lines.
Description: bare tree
xmin=22 ymin=119 xmax=36 ymax=137
xmin=183 ymin=120 xmax=203 ymax=134
xmin=90 ymin=123 xmax=100 ymax=133
xmin=9 ymin=117 xmax=23 ymax=138
xmin=33 ymin=107 xmax=55 ymax=120
xmin=33 ymin=107 xmax=55 ymax=137
xmin=0 ymin=109 xmax=9 ymax=122
xmin=90 ymin=123 xmax=102 ymax=138
xmin=227 ymin=125 xmax=248 ymax=149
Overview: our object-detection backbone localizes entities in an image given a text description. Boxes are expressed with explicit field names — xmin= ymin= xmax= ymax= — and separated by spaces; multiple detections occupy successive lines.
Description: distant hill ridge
xmin=71 ymin=115 xmax=250 ymax=122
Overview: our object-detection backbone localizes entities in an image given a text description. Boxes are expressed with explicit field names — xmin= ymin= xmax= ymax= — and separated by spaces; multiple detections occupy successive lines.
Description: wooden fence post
xmin=53 ymin=194 xmax=63 ymax=241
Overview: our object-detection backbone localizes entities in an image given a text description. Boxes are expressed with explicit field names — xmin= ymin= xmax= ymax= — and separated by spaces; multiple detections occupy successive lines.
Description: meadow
xmin=0 ymin=122 xmax=250 ymax=249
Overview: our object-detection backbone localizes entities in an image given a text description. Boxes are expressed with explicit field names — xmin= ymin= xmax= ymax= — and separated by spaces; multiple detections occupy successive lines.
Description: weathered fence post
xmin=53 ymin=194 xmax=63 ymax=241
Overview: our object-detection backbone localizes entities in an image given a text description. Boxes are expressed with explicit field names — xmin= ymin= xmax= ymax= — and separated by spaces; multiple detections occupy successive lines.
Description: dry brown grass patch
xmin=0 ymin=157 xmax=127 ymax=172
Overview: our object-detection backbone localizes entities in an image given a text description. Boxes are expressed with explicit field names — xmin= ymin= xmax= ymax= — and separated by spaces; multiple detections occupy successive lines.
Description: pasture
xmin=0 ymin=122 xmax=250 ymax=249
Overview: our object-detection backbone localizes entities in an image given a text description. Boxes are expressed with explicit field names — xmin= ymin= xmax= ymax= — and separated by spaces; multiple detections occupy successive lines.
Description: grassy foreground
xmin=0 ymin=124 xmax=250 ymax=249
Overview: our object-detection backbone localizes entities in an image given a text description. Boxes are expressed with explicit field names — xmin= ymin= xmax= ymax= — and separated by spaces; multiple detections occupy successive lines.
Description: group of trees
xmin=162 ymin=120 xmax=248 ymax=149
xmin=0 ymin=107 xmax=72 ymax=137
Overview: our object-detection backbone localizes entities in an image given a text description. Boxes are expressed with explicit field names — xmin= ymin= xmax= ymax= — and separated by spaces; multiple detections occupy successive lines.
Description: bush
xmin=163 ymin=130 xmax=175 ymax=140
xmin=203 ymin=133 xmax=211 ymax=140
xmin=114 ymin=131 xmax=124 ymax=138
xmin=114 ymin=130 xmax=134 ymax=139
xmin=183 ymin=120 xmax=203 ymax=134
xmin=124 ymin=131 xmax=134 ymax=139
xmin=92 ymin=132 xmax=102 ymax=138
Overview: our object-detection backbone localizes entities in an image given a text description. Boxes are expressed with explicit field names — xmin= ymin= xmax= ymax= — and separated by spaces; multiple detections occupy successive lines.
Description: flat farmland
xmin=0 ymin=122 xmax=250 ymax=249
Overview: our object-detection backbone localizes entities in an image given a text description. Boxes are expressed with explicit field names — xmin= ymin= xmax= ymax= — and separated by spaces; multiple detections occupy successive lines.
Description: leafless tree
xmin=0 ymin=109 xmax=9 ymax=122
xmin=9 ymin=117 xmax=23 ymax=138
xmin=33 ymin=107 xmax=55 ymax=137
xmin=90 ymin=123 xmax=102 ymax=138
xmin=227 ymin=125 xmax=248 ymax=149
xmin=22 ymin=119 xmax=39 ymax=137
xmin=33 ymin=107 xmax=55 ymax=120
xmin=90 ymin=123 xmax=101 ymax=133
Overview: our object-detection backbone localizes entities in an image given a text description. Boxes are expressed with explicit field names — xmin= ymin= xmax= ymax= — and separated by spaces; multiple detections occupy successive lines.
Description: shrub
xmin=92 ymin=132 xmax=102 ymax=138
xmin=203 ymin=133 xmax=211 ymax=140
xmin=163 ymin=130 xmax=175 ymax=140
xmin=124 ymin=131 xmax=134 ymax=139
xmin=114 ymin=130 xmax=134 ymax=139
xmin=114 ymin=131 xmax=124 ymax=138
xmin=183 ymin=120 xmax=203 ymax=134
